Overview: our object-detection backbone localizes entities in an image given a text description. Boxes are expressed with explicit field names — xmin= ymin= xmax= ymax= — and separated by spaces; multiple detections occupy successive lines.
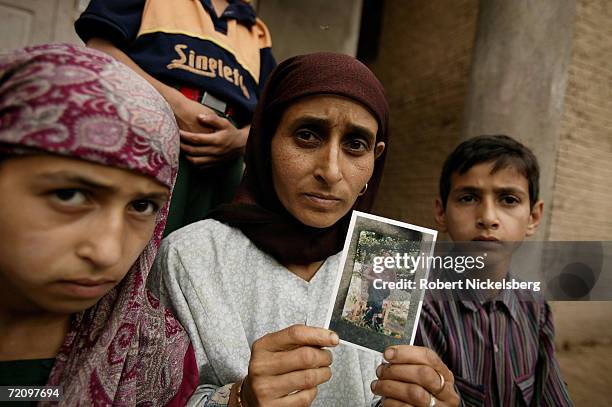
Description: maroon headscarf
xmin=211 ymin=52 xmax=389 ymax=264
xmin=0 ymin=44 xmax=196 ymax=405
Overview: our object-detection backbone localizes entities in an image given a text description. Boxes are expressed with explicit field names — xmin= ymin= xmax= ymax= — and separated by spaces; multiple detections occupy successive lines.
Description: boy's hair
xmin=439 ymin=135 xmax=540 ymax=209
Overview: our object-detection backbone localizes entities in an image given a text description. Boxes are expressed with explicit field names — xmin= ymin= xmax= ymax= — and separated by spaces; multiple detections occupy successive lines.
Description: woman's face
xmin=0 ymin=155 xmax=169 ymax=315
xmin=271 ymin=95 xmax=385 ymax=228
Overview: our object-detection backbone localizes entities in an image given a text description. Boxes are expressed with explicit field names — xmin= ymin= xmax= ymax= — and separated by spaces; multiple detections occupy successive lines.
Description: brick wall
xmin=550 ymin=0 xmax=612 ymax=242
xmin=548 ymin=0 xmax=612 ymax=364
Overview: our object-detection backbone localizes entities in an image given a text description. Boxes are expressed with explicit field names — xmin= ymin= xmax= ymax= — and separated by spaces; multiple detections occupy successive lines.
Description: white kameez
xmin=150 ymin=219 xmax=381 ymax=406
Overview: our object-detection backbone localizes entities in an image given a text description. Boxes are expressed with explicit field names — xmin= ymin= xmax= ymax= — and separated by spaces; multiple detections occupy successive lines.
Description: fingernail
xmin=370 ymin=380 xmax=377 ymax=392
xmin=376 ymin=364 xmax=383 ymax=377
xmin=384 ymin=347 xmax=395 ymax=361
xmin=330 ymin=332 xmax=339 ymax=344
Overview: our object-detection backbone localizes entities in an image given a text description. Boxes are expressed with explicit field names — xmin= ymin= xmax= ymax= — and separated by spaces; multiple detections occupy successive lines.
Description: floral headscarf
xmin=0 ymin=43 xmax=195 ymax=405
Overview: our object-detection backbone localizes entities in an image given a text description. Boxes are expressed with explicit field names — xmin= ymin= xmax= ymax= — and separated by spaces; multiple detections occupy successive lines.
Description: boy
xmin=75 ymin=0 xmax=276 ymax=236
xmin=415 ymin=135 xmax=573 ymax=406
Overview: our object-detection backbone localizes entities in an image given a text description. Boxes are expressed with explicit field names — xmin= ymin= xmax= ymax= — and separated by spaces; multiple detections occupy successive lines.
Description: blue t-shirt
xmin=75 ymin=0 xmax=276 ymax=125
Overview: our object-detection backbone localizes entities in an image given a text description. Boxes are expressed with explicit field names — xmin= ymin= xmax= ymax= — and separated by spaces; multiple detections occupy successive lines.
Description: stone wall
xmin=257 ymin=0 xmax=363 ymax=62
xmin=368 ymin=0 xmax=479 ymax=234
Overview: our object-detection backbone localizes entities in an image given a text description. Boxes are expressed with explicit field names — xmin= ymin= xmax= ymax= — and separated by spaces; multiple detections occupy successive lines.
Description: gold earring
xmin=359 ymin=183 xmax=368 ymax=196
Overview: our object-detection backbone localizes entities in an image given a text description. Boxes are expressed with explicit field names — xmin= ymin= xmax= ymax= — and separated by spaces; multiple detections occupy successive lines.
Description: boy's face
xmin=435 ymin=161 xmax=543 ymax=244
xmin=0 ymin=155 xmax=169 ymax=316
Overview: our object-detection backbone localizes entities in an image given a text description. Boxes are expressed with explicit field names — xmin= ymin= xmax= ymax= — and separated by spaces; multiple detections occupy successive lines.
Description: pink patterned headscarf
xmin=0 ymin=44 xmax=194 ymax=405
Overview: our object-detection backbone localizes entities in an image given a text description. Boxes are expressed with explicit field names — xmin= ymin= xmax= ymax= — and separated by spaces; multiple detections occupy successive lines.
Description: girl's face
xmin=271 ymin=95 xmax=385 ymax=228
xmin=0 ymin=155 xmax=169 ymax=315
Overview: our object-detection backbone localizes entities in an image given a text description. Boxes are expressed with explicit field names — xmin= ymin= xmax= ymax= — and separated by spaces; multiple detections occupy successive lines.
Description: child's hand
xmin=372 ymin=345 xmax=460 ymax=407
xmin=173 ymin=96 xmax=217 ymax=133
xmin=179 ymin=114 xmax=249 ymax=168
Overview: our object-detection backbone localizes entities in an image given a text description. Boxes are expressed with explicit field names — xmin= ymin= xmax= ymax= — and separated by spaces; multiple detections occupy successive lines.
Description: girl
xmin=0 ymin=44 xmax=198 ymax=405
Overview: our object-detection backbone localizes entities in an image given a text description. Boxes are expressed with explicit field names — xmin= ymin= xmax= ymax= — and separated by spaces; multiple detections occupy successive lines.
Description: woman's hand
xmin=238 ymin=324 xmax=338 ymax=407
xmin=179 ymin=114 xmax=249 ymax=168
xmin=372 ymin=345 xmax=460 ymax=407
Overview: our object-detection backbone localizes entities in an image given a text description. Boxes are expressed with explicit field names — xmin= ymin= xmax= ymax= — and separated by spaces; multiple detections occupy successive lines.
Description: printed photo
xmin=324 ymin=211 xmax=437 ymax=354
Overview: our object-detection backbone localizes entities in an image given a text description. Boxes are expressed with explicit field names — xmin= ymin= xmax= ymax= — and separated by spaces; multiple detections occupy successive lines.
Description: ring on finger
xmin=434 ymin=370 xmax=445 ymax=394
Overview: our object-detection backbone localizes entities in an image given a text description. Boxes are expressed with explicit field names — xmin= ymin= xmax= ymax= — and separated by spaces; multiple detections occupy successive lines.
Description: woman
xmin=152 ymin=53 xmax=459 ymax=406
xmin=0 ymin=44 xmax=197 ymax=405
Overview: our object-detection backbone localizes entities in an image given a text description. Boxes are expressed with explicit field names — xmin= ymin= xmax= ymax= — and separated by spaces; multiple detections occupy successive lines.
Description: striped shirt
xmin=415 ymin=287 xmax=573 ymax=406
